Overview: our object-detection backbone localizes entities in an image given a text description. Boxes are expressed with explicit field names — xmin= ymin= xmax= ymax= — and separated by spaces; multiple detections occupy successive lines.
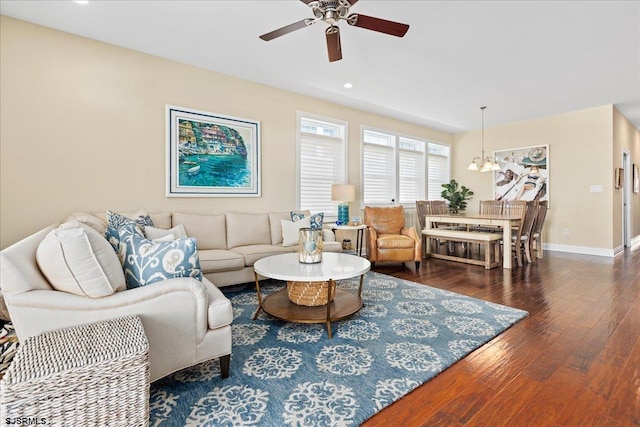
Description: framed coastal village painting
xmin=166 ymin=105 xmax=261 ymax=197
xmin=492 ymin=145 xmax=549 ymax=203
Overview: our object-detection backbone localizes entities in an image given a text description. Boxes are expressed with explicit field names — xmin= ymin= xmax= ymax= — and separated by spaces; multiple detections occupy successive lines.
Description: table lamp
xmin=331 ymin=184 xmax=356 ymax=225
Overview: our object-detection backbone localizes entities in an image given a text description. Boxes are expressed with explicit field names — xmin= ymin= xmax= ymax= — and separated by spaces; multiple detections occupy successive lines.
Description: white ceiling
xmin=1 ymin=0 xmax=639 ymax=133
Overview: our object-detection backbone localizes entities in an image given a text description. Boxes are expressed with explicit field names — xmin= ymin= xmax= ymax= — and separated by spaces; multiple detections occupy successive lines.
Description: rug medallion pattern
xmin=150 ymin=272 xmax=528 ymax=426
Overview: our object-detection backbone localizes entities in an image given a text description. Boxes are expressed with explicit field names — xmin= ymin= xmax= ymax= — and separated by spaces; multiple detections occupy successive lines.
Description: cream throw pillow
xmin=144 ymin=224 xmax=187 ymax=241
xmin=36 ymin=221 xmax=126 ymax=298
xmin=281 ymin=217 xmax=311 ymax=247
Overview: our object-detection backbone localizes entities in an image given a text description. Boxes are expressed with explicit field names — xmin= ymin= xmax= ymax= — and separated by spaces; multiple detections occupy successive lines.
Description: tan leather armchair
xmin=364 ymin=206 xmax=422 ymax=269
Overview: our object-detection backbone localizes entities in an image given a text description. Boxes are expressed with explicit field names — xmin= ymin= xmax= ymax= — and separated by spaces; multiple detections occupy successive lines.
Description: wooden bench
xmin=422 ymin=229 xmax=501 ymax=269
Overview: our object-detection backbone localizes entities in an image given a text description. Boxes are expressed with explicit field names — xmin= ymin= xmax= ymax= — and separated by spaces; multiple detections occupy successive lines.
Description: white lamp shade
xmin=331 ymin=184 xmax=356 ymax=202
xmin=468 ymin=162 xmax=479 ymax=171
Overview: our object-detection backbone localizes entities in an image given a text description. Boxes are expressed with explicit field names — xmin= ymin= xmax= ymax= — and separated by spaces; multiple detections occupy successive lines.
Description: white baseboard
xmin=631 ymin=235 xmax=640 ymax=247
xmin=543 ymin=243 xmax=616 ymax=258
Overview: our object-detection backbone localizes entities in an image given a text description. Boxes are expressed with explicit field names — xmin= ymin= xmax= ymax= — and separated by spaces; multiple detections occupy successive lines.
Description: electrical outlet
xmin=563 ymin=228 xmax=569 ymax=236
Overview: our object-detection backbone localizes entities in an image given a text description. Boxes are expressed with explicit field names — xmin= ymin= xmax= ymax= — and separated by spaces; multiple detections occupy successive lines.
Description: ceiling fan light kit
xmin=259 ymin=0 xmax=410 ymax=62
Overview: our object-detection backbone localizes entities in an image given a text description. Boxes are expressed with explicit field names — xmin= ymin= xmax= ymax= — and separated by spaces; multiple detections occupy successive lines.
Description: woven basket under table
xmin=0 ymin=315 xmax=150 ymax=427
xmin=287 ymin=281 xmax=335 ymax=306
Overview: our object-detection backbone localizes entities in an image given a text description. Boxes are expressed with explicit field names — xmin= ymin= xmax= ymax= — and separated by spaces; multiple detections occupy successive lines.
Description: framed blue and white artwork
xmin=166 ymin=105 xmax=261 ymax=197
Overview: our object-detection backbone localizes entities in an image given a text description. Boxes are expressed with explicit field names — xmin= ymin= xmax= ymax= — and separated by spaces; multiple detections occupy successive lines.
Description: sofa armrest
xmin=6 ymin=277 xmax=210 ymax=343
xmin=401 ymin=226 xmax=423 ymax=262
xmin=366 ymin=227 xmax=378 ymax=261
xmin=400 ymin=226 xmax=420 ymax=242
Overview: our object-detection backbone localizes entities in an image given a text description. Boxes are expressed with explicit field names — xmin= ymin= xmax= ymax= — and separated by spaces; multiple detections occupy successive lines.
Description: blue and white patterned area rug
xmin=150 ymin=272 xmax=528 ymax=426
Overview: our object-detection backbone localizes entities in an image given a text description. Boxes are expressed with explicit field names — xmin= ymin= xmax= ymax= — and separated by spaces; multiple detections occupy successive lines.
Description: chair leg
xmin=415 ymin=261 xmax=420 ymax=270
xmin=220 ymin=354 xmax=230 ymax=379
xmin=515 ymin=243 xmax=523 ymax=267
xmin=524 ymin=240 xmax=533 ymax=263
xmin=536 ymin=238 xmax=544 ymax=259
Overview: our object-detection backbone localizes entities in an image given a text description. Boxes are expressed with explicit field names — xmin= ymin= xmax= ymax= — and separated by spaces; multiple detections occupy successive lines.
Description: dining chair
xmin=503 ymin=200 xmax=527 ymax=266
xmin=415 ymin=200 xmax=461 ymax=255
xmin=510 ymin=200 xmax=538 ymax=264
xmin=530 ymin=200 xmax=548 ymax=260
xmin=472 ymin=200 xmax=504 ymax=232
xmin=415 ymin=200 xmax=430 ymax=256
xmin=479 ymin=200 xmax=503 ymax=215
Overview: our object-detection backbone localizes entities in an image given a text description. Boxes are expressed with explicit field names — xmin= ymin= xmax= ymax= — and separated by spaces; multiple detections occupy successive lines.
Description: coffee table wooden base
xmin=254 ymin=287 xmax=363 ymax=339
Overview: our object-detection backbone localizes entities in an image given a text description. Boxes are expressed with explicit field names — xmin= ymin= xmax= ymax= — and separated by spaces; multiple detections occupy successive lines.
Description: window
xmin=427 ymin=142 xmax=451 ymax=200
xmin=297 ymin=113 xmax=347 ymax=215
xmin=362 ymin=128 xmax=450 ymax=206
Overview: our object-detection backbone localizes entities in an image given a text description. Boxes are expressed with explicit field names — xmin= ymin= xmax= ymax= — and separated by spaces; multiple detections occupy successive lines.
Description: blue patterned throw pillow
xmin=291 ymin=211 xmax=324 ymax=230
xmin=105 ymin=211 xmax=153 ymax=257
xmin=107 ymin=210 xmax=154 ymax=230
xmin=118 ymin=224 xmax=202 ymax=289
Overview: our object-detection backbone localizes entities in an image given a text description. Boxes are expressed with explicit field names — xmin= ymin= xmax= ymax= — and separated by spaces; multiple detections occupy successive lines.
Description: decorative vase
xmin=298 ymin=228 xmax=323 ymax=263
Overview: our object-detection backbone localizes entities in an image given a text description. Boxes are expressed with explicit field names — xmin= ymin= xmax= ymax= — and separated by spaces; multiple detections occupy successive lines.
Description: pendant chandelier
xmin=468 ymin=106 xmax=500 ymax=172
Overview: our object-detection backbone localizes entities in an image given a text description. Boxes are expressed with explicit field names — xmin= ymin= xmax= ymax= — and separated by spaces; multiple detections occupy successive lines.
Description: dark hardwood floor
xmin=362 ymin=246 xmax=640 ymax=426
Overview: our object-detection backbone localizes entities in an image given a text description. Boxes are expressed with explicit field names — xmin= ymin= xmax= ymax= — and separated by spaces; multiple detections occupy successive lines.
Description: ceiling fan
xmin=259 ymin=0 xmax=410 ymax=62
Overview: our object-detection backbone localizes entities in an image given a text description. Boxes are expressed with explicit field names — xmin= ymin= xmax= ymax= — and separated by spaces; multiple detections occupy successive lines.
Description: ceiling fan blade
xmin=346 ymin=0 xmax=359 ymax=4
xmin=259 ymin=19 xmax=314 ymax=41
xmin=299 ymin=0 xmax=315 ymax=4
xmin=347 ymin=14 xmax=409 ymax=37
xmin=326 ymin=26 xmax=342 ymax=62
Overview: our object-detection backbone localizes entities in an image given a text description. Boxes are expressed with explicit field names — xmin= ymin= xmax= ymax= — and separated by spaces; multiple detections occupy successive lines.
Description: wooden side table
xmin=0 ymin=316 xmax=150 ymax=426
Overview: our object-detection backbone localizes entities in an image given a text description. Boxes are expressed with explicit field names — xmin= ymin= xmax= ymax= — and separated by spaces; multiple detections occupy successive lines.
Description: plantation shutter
xmin=298 ymin=118 xmax=346 ymax=214
xmin=427 ymin=143 xmax=450 ymax=200
xmin=399 ymin=139 xmax=425 ymax=204
xmin=363 ymin=140 xmax=395 ymax=205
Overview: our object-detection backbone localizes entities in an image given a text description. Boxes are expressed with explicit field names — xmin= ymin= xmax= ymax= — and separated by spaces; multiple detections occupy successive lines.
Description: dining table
xmin=423 ymin=213 xmax=522 ymax=269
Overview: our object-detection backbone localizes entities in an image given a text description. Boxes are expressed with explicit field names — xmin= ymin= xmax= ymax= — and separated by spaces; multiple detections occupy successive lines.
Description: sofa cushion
xmin=281 ymin=217 xmax=311 ymax=246
xmin=198 ymin=249 xmax=245 ymax=273
xmin=65 ymin=212 xmax=107 ymax=235
xmin=269 ymin=212 xmax=293 ymax=245
xmin=173 ymin=212 xmax=226 ymax=250
xmin=144 ymin=224 xmax=187 ymax=241
xmin=231 ymin=244 xmax=293 ymax=266
xmin=226 ymin=213 xmax=271 ymax=248
xmin=291 ymin=211 xmax=324 ymax=230
xmin=119 ymin=225 xmax=202 ymax=289
xmin=36 ymin=221 xmax=126 ymax=298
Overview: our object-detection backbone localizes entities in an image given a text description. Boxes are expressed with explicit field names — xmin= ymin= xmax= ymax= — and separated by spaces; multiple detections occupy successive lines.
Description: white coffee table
xmin=253 ymin=252 xmax=371 ymax=338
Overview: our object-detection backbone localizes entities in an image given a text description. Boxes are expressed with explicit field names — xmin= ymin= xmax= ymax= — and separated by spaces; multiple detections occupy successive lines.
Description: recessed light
xmin=344 ymin=82 xmax=353 ymax=89
xmin=74 ymin=1 xmax=89 ymax=5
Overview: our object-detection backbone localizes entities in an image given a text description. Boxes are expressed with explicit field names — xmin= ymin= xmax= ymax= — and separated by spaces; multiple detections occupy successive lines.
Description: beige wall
xmin=0 ymin=16 xmax=450 ymax=249
xmin=3 ymin=16 xmax=638 ymax=254
xmin=453 ymin=105 xmax=640 ymax=255
xmin=613 ymin=107 xmax=640 ymax=248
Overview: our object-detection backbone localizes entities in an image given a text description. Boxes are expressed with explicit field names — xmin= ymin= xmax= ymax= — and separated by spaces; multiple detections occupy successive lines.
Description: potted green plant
xmin=441 ymin=179 xmax=474 ymax=213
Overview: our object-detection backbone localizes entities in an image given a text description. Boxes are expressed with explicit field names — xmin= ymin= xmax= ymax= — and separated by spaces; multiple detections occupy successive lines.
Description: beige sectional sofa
xmin=0 ymin=209 xmax=340 ymax=381
xmin=89 ymin=210 xmax=342 ymax=287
